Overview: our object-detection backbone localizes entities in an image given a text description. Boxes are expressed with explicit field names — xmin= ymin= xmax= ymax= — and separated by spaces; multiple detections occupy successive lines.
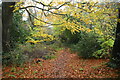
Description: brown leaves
xmin=2 ymin=48 xmax=119 ymax=78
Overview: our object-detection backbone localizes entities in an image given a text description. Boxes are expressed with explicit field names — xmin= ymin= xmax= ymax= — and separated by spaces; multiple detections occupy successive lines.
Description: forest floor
xmin=2 ymin=48 xmax=120 ymax=78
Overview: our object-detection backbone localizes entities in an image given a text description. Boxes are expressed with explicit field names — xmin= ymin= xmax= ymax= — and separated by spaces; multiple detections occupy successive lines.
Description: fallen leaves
xmin=2 ymin=48 xmax=120 ymax=78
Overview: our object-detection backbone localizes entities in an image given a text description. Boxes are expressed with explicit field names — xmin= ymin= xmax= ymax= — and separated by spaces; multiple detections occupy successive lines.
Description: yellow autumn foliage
xmin=22 ymin=1 xmax=117 ymax=44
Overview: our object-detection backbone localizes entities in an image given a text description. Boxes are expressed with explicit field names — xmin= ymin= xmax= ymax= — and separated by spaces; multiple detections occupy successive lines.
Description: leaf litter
xmin=2 ymin=48 xmax=120 ymax=78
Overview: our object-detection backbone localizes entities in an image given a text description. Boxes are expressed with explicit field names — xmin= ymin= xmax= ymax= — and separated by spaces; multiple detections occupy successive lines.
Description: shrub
xmin=71 ymin=31 xmax=100 ymax=58
xmin=93 ymin=38 xmax=114 ymax=58
xmin=18 ymin=43 xmax=57 ymax=59
xmin=10 ymin=11 xmax=30 ymax=48
xmin=42 ymin=54 xmax=57 ymax=60
xmin=2 ymin=43 xmax=53 ymax=66
xmin=2 ymin=48 xmax=29 ymax=67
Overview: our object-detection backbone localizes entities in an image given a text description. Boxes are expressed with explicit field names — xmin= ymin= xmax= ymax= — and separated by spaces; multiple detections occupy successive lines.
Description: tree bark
xmin=2 ymin=2 xmax=15 ymax=52
xmin=111 ymin=8 xmax=120 ymax=66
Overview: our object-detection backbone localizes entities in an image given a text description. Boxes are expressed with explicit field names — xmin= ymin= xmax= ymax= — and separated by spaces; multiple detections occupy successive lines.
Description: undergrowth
xmin=2 ymin=42 xmax=62 ymax=67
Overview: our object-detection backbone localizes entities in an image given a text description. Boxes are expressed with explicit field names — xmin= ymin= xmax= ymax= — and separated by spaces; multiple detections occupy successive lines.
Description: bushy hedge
xmin=71 ymin=32 xmax=101 ymax=58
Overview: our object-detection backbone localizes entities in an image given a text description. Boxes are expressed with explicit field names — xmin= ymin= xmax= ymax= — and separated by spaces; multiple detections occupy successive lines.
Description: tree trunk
xmin=2 ymin=2 xmax=15 ymax=52
xmin=111 ymin=8 xmax=120 ymax=66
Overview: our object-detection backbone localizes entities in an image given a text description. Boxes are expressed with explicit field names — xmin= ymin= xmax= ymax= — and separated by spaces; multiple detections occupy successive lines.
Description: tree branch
xmin=26 ymin=9 xmax=35 ymax=27
xmin=20 ymin=6 xmax=67 ymax=16
xmin=26 ymin=9 xmax=64 ymax=25
xmin=48 ymin=1 xmax=71 ymax=10
xmin=32 ymin=0 xmax=71 ymax=10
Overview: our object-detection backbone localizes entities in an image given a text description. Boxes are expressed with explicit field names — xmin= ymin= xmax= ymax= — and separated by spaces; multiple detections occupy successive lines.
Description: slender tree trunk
xmin=2 ymin=2 xmax=15 ymax=52
xmin=111 ymin=8 xmax=120 ymax=66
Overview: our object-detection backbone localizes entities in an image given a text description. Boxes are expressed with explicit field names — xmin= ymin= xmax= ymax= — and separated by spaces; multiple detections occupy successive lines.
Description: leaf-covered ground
xmin=2 ymin=48 xmax=120 ymax=78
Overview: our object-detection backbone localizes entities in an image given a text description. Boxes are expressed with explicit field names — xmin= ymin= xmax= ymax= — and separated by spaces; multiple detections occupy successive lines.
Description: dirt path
xmin=2 ymin=48 xmax=120 ymax=78
xmin=49 ymin=49 xmax=71 ymax=78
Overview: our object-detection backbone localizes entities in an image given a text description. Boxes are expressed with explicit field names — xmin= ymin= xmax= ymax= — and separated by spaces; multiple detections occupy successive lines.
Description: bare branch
xmin=32 ymin=0 xmax=71 ymax=10
xmin=26 ymin=9 xmax=35 ymax=27
xmin=26 ymin=9 xmax=64 ymax=25
xmin=49 ymin=1 xmax=70 ymax=10
xmin=20 ymin=6 xmax=67 ymax=15
xmin=20 ymin=6 xmax=46 ymax=11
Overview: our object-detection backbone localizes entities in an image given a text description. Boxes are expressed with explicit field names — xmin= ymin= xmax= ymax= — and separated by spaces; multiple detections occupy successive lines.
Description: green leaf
xmin=8 ymin=74 xmax=16 ymax=78
xmin=79 ymin=68 xmax=84 ymax=71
